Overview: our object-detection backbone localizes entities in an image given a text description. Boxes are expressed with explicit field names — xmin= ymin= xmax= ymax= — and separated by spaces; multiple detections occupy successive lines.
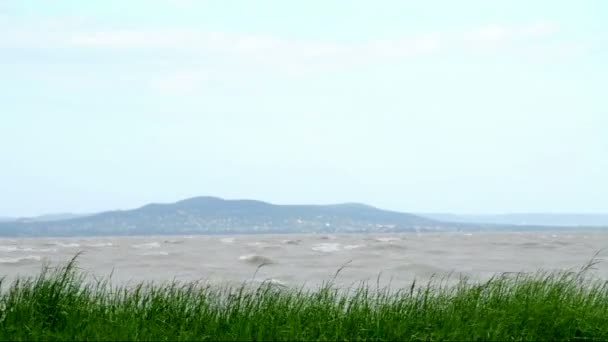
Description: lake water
xmin=1 ymin=232 xmax=607 ymax=289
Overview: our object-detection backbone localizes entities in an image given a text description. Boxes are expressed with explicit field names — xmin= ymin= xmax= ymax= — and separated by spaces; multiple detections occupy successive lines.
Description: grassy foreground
xmin=1 ymin=257 xmax=608 ymax=341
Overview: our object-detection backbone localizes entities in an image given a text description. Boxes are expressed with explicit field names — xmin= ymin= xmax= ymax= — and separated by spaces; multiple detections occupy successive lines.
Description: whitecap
xmin=163 ymin=239 xmax=184 ymax=245
xmin=375 ymin=237 xmax=400 ymax=243
xmin=38 ymin=247 xmax=58 ymax=252
xmin=344 ymin=244 xmax=365 ymax=250
xmin=282 ymin=239 xmax=301 ymax=245
xmin=246 ymin=242 xmax=279 ymax=249
xmin=131 ymin=242 xmax=161 ymax=249
xmin=220 ymin=237 xmax=235 ymax=244
xmin=86 ymin=242 xmax=114 ymax=248
xmin=0 ymin=245 xmax=56 ymax=253
xmin=312 ymin=243 xmax=341 ymax=253
xmin=55 ymin=242 xmax=80 ymax=248
xmin=0 ymin=245 xmax=20 ymax=253
xmin=141 ymin=251 xmax=169 ymax=256
xmin=0 ymin=255 xmax=41 ymax=264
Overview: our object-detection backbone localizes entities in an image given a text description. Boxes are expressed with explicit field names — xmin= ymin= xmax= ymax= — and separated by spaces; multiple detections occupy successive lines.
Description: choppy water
xmin=1 ymin=232 xmax=607 ymax=289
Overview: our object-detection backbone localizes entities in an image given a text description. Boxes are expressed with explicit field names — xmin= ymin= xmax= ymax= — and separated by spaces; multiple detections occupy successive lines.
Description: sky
xmin=1 ymin=0 xmax=607 ymax=217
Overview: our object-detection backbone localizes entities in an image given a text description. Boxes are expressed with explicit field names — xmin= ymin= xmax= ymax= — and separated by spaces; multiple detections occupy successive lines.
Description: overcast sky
xmin=1 ymin=0 xmax=607 ymax=217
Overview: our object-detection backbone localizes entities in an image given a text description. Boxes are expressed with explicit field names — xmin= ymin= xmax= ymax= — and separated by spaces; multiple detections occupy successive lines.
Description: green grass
xmin=2 ymin=255 xmax=608 ymax=341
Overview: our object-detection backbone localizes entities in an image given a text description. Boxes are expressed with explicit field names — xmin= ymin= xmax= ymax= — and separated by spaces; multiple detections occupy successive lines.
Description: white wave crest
xmin=0 ymin=245 xmax=19 ymax=252
xmin=247 ymin=242 xmax=266 ymax=247
xmin=375 ymin=237 xmax=400 ymax=243
xmin=141 ymin=251 xmax=169 ymax=256
xmin=344 ymin=244 xmax=365 ymax=250
xmin=0 ymin=255 xmax=41 ymax=264
xmin=312 ymin=243 xmax=341 ymax=253
xmin=54 ymin=242 xmax=81 ymax=248
xmin=0 ymin=245 xmax=57 ymax=253
xmin=220 ymin=237 xmax=235 ymax=244
xmin=86 ymin=242 xmax=114 ymax=248
xmin=131 ymin=242 xmax=161 ymax=249
xmin=163 ymin=239 xmax=184 ymax=245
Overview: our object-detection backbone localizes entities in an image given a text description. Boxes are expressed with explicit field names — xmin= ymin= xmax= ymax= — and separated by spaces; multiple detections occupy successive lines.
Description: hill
xmin=0 ymin=196 xmax=440 ymax=237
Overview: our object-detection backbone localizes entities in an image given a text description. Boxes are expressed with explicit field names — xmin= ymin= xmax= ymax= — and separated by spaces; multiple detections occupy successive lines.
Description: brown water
xmin=1 ymin=232 xmax=606 ymax=289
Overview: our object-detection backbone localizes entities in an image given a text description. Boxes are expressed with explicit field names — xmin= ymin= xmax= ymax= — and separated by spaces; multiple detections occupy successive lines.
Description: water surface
xmin=1 ymin=232 xmax=606 ymax=289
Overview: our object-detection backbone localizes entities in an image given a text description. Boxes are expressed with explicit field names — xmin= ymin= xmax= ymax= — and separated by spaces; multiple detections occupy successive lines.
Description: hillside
xmin=0 ymin=197 xmax=440 ymax=237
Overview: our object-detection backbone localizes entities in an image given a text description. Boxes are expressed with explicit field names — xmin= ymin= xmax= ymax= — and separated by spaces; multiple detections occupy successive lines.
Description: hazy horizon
xmin=2 ymin=195 xmax=608 ymax=219
xmin=2 ymin=1 xmax=607 ymax=217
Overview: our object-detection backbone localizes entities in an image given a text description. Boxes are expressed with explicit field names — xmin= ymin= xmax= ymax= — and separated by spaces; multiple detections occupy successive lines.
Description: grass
xmin=1 ymin=255 xmax=608 ymax=341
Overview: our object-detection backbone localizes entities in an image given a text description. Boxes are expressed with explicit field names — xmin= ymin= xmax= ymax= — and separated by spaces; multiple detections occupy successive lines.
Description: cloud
xmin=1 ymin=20 xmax=559 ymax=56
xmin=463 ymin=22 xmax=559 ymax=45
xmin=0 ymin=20 xmax=565 ymax=93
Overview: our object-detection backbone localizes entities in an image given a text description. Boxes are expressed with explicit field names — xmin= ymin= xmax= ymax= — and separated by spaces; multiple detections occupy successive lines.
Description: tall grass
xmin=1 ymin=255 xmax=608 ymax=341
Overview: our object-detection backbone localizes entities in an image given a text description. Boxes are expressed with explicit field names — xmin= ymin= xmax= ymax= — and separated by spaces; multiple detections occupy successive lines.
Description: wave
xmin=163 ymin=239 xmax=184 ymax=245
xmin=393 ymin=262 xmax=446 ymax=276
xmin=490 ymin=242 xmax=513 ymax=246
xmin=371 ymin=243 xmax=407 ymax=251
xmin=0 ymin=245 xmax=57 ymax=253
xmin=0 ymin=245 xmax=20 ymax=252
xmin=246 ymin=242 xmax=281 ymax=250
xmin=85 ymin=242 xmax=114 ymax=248
xmin=344 ymin=244 xmax=365 ymax=250
xmin=53 ymin=242 xmax=80 ymax=248
xmin=140 ymin=251 xmax=169 ymax=256
xmin=220 ymin=238 xmax=235 ymax=244
xmin=375 ymin=237 xmax=400 ymax=243
xmin=312 ymin=243 xmax=341 ymax=253
xmin=131 ymin=242 xmax=161 ymax=249
xmin=256 ymin=278 xmax=287 ymax=287
xmin=551 ymin=240 xmax=572 ymax=247
xmin=282 ymin=239 xmax=301 ymax=245
xmin=238 ymin=254 xmax=274 ymax=265
xmin=0 ymin=255 xmax=41 ymax=265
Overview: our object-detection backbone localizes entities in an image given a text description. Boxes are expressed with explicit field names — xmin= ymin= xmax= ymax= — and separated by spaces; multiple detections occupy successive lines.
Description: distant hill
xmin=14 ymin=213 xmax=91 ymax=223
xmin=419 ymin=213 xmax=608 ymax=227
xmin=0 ymin=213 xmax=89 ymax=223
xmin=0 ymin=197 xmax=440 ymax=237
